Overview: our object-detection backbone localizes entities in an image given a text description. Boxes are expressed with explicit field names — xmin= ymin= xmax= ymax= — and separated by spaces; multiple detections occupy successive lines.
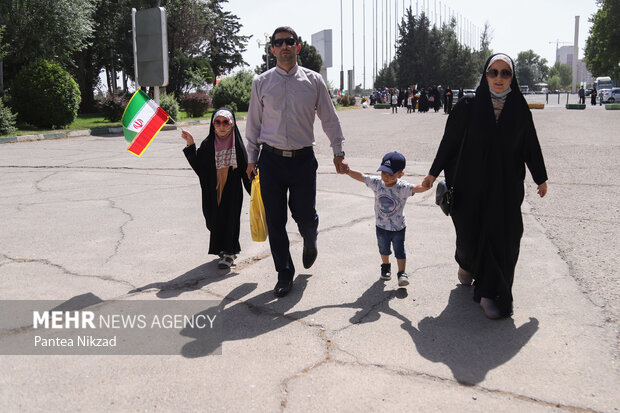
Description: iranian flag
xmin=122 ymin=89 xmax=170 ymax=157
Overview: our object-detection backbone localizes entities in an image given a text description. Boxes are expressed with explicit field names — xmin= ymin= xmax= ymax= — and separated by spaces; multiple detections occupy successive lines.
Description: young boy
xmin=346 ymin=152 xmax=428 ymax=286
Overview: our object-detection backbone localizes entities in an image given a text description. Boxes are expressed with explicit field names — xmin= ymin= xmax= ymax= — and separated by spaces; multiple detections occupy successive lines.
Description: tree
xmin=255 ymin=47 xmax=276 ymax=74
xmin=255 ymin=36 xmax=323 ymax=74
xmin=475 ymin=22 xmax=494 ymax=71
xmin=1 ymin=0 xmax=96 ymax=100
xmin=548 ymin=62 xmax=572 ymax=90
xmin=71 ymin=0 xmax=135 ymax=112
xmin=166 ymin=0 xmax=215 ymax=94
xmin=374 ymin=61 xmax=398 ymax=89
xmin=547 ymin=75 xmax=561 ymax=92
xmin=584 ymin=0 xmax=620 ymax=80
xmin=205 ymin=0 xmax=250 ymax=83
xmin=391 ymin=9 xmax=478 ymax=90
xmin=0 ymin=25 xmax=8 ymax=60
xmin=515 ymin=50 xmax=549 ymax=88
xmin=210 ymin=70 xmax=253 ymax=111
xmin=297 ymin=37 xmax=322 ymax=73
xmin=0 ymin=25 xmax=8 ymax=92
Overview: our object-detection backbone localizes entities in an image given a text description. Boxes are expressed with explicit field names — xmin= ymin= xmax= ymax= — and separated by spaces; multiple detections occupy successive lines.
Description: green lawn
xmin=4 ymin=110 xmax=217 ymax=137
xmin=3 ymin=106 xmax=350 ymax=137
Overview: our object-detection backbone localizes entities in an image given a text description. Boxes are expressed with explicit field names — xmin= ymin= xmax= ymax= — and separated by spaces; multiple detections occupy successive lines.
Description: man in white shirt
xmin=246 ymin=26 xmax=348 ymax=297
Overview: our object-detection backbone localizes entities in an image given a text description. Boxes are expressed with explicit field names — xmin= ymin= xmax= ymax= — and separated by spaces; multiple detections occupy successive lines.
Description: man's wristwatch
xmin=334 ymin=151 xmax=345 ymax=158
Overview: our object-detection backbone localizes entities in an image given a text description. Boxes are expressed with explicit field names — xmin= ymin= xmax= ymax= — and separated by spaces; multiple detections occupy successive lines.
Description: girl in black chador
xmin=181 ymin=108 xmax=251 ymax=269
xmin=422 ymin=54 xmax=548 ymax=319
xmin=418 ymin=88 xmax=429 ymax=112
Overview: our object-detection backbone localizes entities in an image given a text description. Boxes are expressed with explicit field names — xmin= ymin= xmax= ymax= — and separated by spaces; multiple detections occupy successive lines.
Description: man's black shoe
xmin=302 ymin=246 xmax=318 ymax=269
xmin=273 ymin=279 xmax=293 ymax=297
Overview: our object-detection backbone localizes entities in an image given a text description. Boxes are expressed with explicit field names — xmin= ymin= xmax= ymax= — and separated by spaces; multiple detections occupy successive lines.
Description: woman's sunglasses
xmin=487 ymin=68 xmax=513 ymax=79
xmin=272 ymin=38 xmax=296 ymax=47
xmin=213 ymin=119 xmax=231 ymax=126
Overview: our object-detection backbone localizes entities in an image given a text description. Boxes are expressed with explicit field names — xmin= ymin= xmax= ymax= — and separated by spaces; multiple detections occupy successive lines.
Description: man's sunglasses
xmin=486 ymin=68 xmax=513 ymax=79
xmin=213 ymin=119 xmax=231 ymax=126
xmin=272 ymin=38 xmax=296 ymax=47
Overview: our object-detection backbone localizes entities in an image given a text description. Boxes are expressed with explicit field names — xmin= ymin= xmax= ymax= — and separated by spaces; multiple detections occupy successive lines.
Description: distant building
xmin=557 ymin=45 xmax=593 ymax=86
xmin=311 ymin=29 xmax=333 ymax=85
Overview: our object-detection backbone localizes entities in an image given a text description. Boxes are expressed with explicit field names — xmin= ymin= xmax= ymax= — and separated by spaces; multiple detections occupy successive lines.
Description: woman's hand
xmin=246 ymin=163 xmax=257 ymax=180
xmin=537 ymin=182 xmax=547 ymax=198
xmin=181 ymin=129 xmax=195 ymax=146
xmin=422 ymin=174 xmax=436 ymax=190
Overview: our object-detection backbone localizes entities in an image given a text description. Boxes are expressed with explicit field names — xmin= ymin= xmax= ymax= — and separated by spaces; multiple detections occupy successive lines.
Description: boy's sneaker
xmin=380 ymin=263 xmax=391 ymax=280
xmin=397 ymin=271 xmax=409 ymax=287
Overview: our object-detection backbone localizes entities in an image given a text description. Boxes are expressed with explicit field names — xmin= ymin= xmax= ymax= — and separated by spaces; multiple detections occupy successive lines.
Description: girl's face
xmin=486 ymin=60 xmax=513 ymax=94
xmin=213 ymin=116 xmax=233 ymax=138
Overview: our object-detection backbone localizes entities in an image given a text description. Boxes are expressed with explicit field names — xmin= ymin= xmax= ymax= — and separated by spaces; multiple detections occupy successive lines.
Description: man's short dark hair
xmin=271 ymin=26 xmax=298 ymax=45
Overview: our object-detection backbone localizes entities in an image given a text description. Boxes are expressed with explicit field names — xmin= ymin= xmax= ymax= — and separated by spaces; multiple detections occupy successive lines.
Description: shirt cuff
xmin=331 ymin=142 xmax=344 ymax=155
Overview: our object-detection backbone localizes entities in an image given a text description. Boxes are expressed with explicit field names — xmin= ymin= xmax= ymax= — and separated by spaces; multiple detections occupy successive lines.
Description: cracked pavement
xmin=0 ymin=105 xmax=618 ymax=412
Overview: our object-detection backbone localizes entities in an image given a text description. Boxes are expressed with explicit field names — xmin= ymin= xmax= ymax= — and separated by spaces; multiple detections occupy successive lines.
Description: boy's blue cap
xmin=377 ymin=151 xmax=406 ymax=175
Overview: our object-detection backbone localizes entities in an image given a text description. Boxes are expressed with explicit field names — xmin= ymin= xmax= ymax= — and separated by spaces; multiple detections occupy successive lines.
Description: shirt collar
xmin=275 ymin=64 xmax=299 ymax=76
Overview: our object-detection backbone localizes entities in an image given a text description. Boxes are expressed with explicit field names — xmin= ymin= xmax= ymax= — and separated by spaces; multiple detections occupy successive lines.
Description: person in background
xmin=391 ymin=89 xmax=399 ymax=114
xmin=444 ymin=86 xmax=453 ymax=114
xmin=578 ymin=86 xmax=585 ymax=104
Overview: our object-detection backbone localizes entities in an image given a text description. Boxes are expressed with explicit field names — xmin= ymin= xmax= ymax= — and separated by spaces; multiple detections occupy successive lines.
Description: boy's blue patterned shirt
xmin=364 ymin=175 xmax=415 ymax=231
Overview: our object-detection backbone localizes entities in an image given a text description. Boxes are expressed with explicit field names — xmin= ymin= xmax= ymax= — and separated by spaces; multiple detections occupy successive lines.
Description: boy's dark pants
xmin=258 ymin=149 xmax=319 ymax=283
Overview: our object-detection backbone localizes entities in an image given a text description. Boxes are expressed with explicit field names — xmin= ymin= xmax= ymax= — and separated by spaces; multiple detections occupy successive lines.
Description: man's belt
xmin=261 ymin=143 xmax=313 ymax=158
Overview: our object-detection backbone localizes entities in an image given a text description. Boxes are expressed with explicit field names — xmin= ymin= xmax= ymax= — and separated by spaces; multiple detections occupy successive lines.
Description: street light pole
xmin=340 ymin=0 xmax=344 ymax=91
xmin=363 ymin=0 xmax=366 ymax=90
xmin=352 ymin=0 xmax=355 ymax=95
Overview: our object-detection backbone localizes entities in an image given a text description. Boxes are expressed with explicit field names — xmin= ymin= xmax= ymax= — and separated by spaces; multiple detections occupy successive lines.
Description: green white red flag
xmin=121 ymin=89 xmax=169 ymax=157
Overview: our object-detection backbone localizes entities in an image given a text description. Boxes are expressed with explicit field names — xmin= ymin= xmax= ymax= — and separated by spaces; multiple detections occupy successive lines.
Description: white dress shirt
xmin=245 ymin=64 xmax=345 ymax=163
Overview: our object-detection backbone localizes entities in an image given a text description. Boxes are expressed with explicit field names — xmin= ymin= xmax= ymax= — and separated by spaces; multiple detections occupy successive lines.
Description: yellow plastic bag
xmin=250 ymin=171 xmax=268 ymax=242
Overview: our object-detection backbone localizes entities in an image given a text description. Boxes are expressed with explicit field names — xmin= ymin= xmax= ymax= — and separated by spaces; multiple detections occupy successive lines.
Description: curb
xmin=0 ymin=118 xmax=241 ymax=144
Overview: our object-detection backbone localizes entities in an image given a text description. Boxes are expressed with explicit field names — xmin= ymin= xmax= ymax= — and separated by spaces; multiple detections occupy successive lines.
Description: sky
xmin=225 ymin=0 xmax=599 ymax=88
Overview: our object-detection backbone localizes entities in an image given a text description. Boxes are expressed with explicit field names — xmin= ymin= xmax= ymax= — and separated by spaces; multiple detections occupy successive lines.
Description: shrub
xmin=10 ymin=59 xmax=81 ymax=128
xmin=337 ymin=95 xmax=356 ymax=106
xmin=0 ymin=97 xmax=17 ymax=135
xmin=210 ymin=71 xmax=253 ymax=112
xmin=99 ymin=92 xmax=129 ymax=122
xmin=179 ymin=92 xmax=211 ymax=117
xmin=159 ymin=93 xmax=180 ymax=122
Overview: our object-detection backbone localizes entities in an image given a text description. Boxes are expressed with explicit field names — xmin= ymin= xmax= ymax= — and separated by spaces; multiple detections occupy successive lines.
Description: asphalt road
xmin=0 ymin=101 xmax=618 ymax=412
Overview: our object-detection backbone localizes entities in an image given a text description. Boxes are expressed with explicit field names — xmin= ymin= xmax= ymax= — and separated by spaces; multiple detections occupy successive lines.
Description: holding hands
xmin=334 ymin=156 xmax=349 ymax=174
xmin=421 ymin=174 xmax=436 ymax=190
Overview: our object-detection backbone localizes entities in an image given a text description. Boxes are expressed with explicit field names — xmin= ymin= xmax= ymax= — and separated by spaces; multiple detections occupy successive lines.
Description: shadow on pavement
xmin=128 ymin=260 xmax=238 ymax=299
xmin=178 ymin=278 xmax=410 ymax=358
xmin=400 ymin=286 xmax=539 ymax=385
xmin=153 ymin=270 xmax=536 ymax=384
xmin=180 ymin=274 xmax=312 ymax=358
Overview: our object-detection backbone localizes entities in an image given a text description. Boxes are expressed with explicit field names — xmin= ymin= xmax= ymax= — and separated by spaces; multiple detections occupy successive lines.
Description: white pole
xmin=363 ymin=0 xmax=366 ymax=89
xmin=340 ymin=0 xmax=344 ymax=91
xmin=572 ymin=16 xmax=579 ymax=94
xmin=352 ymin=0 xmax=355 ymax=94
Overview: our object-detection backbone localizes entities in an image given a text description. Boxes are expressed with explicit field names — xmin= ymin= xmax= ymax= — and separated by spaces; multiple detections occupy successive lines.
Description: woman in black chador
xmin=181 ymin=108 xmax=251 ymax=269
xmin=422 ymin=54 xmax=548 ymax=319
